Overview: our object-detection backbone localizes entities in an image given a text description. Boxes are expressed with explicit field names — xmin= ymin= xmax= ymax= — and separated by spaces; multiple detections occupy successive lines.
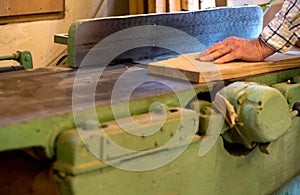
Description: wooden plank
xmin=148 ymin=52 xmax=300 ymax=83
xmin=201 ymin=0 xmax=215 ymax=10
xmin=156 ymin=0 xmax=167 ymax=13
xmin=148 ymin=0 xmax=156 ymax=13
xmin=129 ymin=0 xmax=145 ymax=14
xmin=181 ymin=0 xmax=200 ymax=11
xmin=169 ymin=0 xmax=182 ymax=12
xmin=227 ymin=0 xmax=270 ymax=6
xmin=148 ymin=0 xmax=167 ymax=13
xmin=0 ymin=12 xmax=64 ymax=25
xmin=215 ymin=0 xmax=227 ymax=7
xmin=0 ymin=0 xmax=64 ymax=17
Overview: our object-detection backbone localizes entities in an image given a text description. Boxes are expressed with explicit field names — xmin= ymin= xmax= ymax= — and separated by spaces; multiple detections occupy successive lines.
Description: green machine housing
xmin=0 ymin=5 xmax=300 ymax=195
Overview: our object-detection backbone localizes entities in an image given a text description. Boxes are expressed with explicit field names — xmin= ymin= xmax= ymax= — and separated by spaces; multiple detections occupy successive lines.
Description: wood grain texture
xmin=148 ymin=0 xmax=156 ymax=13
xmin=148 ymin=0 xmax=167 ymax=13
xmin=0 ymin=0 xmax=64 ymax=17
xmin=181 ymin=0 xmax=200 ymax=11
xmin=129 ymin=0 xmax=145 ymax=14
xmin=155 ymin=0 xmax=167 ymax=13
xmin=169 ymin=0 xmax=181 ymax=12
xmin=148 ymin=52 xmax=300 ymax=83
xmin=0 ymin=65 xmax=202 ymax=126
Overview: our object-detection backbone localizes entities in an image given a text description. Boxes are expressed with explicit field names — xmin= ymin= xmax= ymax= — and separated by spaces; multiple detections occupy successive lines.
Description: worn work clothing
xmin=260 ymin=0 xmax=300 ymax=52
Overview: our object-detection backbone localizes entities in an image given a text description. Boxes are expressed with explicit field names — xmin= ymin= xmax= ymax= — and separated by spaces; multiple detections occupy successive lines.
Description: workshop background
xmin=0 ymin=0 xmax=129 ymax=68
xmin=1 ymin=0 xmax=300 ymax=195
xmin=0 ymin=0 xmax=282 ymax=68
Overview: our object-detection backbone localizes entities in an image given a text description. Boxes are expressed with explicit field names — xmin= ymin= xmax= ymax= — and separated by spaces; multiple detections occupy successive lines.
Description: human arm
xmin=195 ymin=36 xmax=275 ymax=64
xmin=196 ymin=0 xmax=300 ymax=64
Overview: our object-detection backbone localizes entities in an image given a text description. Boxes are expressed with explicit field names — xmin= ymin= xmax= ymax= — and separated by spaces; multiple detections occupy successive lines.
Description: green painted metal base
xmin=0 ymin=51 xmax=33 ymax=69
xmin=54 ymin=117 xmax=300 ymax=194
xmin=0 ymin=67 xmax=300 ymax=194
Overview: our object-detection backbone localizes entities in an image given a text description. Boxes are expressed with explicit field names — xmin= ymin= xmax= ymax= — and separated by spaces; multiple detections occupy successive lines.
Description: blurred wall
xmin=0 ymin=0 xmax=129 ymax=68
xmin=263 ymin=0 xmax=284 ymax=26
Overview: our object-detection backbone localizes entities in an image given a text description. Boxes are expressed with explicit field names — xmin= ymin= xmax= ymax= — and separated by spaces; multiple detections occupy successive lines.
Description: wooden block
xmin=201 ymin=0 xmax=216 ymax=10
xmin=227 ymin=0 xmax=270 ymax=6
xmin=148 ymin=0 xmax=167 ymax=13
xmin=129 ymin=0 xmax=145 ymax=14
xmin=181 ymin=0 xmax=200 ymax=11
xmin=148 ymin=0 xmax=156 ymax=13
xmin=156 ymin=0 xmax=167 ymax=13
xmin=169 ymin=0 xmax=182 ymax=12
xmin=0 ymin=0 xmax=63 ymax=17
xmin=215 ymin=0 xmax=227 ymax=7
xmin=148 ymin=52 xmax=300 ymax=83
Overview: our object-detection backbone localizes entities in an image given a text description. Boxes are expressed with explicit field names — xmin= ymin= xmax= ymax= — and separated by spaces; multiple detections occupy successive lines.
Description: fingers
xmin=206 ymin=42 xmax=227 ymax=54
xmin=196 ymin=44 xmax=232 ymax=62
xmin=214 ymin=52 xmax=237 ymax=64
xmin=196 ymin=42 xmax=224 ymax=59
xmin=196 ymin=37 xmax=273 ymax=63
xmin=196 ymin=36 xmax=245 ymax=63
xmin=195 ymin=51 xmax=214 ymax=61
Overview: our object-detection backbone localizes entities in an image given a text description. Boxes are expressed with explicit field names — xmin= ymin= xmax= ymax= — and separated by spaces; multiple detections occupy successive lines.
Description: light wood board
xmin=148 ymin=52 xmax=300 ymax=83
xmin=0 ymin=0 xmax=63 ymax=17
xmin=169 ymin=0 xmax=182 ymax=12
xmin=129 ymin=0 xmax=145 ymax=14
xmin=181 ymin=0 xmax=200 ymax=11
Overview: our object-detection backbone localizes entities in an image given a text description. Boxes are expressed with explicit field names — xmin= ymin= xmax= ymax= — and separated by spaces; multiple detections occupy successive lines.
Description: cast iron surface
xmin=0 ymin=65 xmax=203 ymax=126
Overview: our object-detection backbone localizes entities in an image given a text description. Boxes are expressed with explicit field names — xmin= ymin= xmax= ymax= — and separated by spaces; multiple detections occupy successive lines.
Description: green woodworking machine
xmin=0 ymin=6 xmax=299 ymax=195
xmin=0 ymin=50 xmax=33 ymax=72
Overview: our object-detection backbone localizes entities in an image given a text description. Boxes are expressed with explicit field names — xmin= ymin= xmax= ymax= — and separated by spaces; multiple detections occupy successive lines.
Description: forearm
xmin=196 ymin=0 xmax=299 ymax=64
xmin=256 ymin=38 xmax=276 ymax=60
xmin=259 ymin=0 xmax=300 ymax=53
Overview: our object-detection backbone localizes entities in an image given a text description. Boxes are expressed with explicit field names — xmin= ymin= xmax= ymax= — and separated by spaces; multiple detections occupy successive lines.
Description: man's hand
xmin=196 ymin=36 xmax=275 ymax=64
